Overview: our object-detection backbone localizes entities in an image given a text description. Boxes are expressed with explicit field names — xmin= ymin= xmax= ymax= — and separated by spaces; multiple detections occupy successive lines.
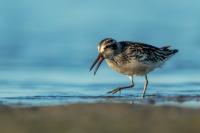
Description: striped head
xmin=90 ymin=38 xmax=120 ymax=75
xmin=98 ymin=38 xmax=119 ymax=59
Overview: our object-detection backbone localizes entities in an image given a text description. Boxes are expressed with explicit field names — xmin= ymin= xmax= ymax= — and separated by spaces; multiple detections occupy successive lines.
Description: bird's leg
xmin=107 ymin=76 xmax=134 ymax=94
xmin=142 ymin=74 xmax=148 ymax=98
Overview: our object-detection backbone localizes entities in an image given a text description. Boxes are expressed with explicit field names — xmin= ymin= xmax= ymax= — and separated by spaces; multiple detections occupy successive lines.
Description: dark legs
xmin=142 ymin=74 xmax=148 ymax=98
xmin=107 ymin=76 xmax=134 ymax=94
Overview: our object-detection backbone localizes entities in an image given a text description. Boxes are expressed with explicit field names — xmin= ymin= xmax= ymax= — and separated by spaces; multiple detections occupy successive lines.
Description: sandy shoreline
xmin=0 ymin=103 xmax=200 ymax=133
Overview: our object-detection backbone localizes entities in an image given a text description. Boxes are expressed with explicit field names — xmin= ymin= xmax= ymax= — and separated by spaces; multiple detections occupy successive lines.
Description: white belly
xmin=106 ymin=59 xmax=161 ymax=76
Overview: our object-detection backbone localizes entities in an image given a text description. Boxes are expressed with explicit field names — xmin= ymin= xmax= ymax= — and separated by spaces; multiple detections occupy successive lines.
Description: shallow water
xmin=0 ymin=67 xmax=199 ymax=107
xmin=1 ymin=0 xmax=200 ymax=107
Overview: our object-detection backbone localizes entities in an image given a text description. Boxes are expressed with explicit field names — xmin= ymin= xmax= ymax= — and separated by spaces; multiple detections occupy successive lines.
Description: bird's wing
xmin=120 ymin=41 xmax=171 ymax=64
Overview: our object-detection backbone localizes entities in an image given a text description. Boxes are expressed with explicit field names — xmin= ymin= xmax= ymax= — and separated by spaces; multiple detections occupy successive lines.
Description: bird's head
xmin=98 ymin=38 xmax=119 ymax=59
xmin=90 ymin=38 xmax=120 ymax=75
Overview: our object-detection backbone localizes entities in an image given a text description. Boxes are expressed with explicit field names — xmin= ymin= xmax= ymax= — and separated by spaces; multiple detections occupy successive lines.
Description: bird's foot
xmin=107 ymin=88 xmax=122 ymax=94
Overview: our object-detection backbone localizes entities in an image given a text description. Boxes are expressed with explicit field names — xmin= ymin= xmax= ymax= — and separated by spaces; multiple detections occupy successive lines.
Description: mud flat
xmin=0 ymin=103 xmax=200 ymax=133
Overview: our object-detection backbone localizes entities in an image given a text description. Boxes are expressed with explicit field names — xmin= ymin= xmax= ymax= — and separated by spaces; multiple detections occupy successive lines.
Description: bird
xmin=90 ymin=38 xmax=178 ymax=97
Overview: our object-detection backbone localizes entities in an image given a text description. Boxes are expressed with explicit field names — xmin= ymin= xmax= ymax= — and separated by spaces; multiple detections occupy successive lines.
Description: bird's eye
xmin=104 ymin=45 xmax=111 ymax=49
xmin=104 ymin=45 xmax=112 ymax=49
xmin=104 ymin=44 xmax=117 ymax=50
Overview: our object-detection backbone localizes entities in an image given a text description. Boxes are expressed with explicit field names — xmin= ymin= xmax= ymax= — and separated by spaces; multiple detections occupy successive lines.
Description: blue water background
xmin=0 ymin=0 xmax=200 ymax=106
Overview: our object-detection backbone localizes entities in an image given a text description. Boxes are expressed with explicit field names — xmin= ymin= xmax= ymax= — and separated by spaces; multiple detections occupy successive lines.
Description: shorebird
xmin=90 ymin=38 xmax=178 ymax=97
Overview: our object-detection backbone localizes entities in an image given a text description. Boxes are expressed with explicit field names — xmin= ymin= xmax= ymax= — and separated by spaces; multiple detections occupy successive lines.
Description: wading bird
xmin=90 ymin=38 xmax=178 ymax=97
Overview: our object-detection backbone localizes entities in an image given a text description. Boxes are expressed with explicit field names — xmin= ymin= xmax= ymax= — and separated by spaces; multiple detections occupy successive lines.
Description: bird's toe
xmin=107 ymin=88 xmax=121 ymax=94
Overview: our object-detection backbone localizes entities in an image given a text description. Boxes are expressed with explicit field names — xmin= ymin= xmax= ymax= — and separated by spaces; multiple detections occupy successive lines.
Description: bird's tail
xmin=159 ymin=45 xmax=178 ymax=61
xmin=161 ymin=45 xmax=178 ymax=55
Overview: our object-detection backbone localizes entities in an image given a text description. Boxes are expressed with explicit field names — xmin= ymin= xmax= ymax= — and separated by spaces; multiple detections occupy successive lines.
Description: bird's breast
xmin=105 ymin=59 xmax=157 ymax=76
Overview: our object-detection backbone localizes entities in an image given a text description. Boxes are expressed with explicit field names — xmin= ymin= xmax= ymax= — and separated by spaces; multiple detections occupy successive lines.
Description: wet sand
xmin=0 ymin=103 xmax=200 ymax=133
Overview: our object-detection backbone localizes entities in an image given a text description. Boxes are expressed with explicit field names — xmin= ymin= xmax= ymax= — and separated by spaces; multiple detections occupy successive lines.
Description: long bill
xmin=90 ymin=53 xmax=104 ymax=76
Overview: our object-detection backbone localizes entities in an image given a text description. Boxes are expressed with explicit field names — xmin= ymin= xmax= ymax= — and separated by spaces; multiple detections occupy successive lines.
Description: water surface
xmin=0 ymin=67 xmax=199 ymax=107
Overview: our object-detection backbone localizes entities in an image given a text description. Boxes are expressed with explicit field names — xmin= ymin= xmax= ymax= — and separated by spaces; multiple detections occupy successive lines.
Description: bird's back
xmin=119 ymin=41 xmax=178 ymax=65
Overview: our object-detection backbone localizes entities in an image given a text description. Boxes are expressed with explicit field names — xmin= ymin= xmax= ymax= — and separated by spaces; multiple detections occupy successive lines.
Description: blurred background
xmin=0 ymin=0 xmax=200 ymax=105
